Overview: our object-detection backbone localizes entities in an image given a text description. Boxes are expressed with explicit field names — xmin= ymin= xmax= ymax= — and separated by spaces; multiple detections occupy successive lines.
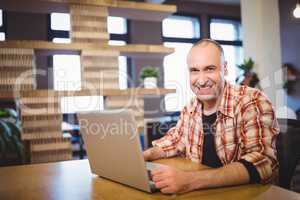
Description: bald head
xmin=191 ymin=39 xmax=225 ymax=65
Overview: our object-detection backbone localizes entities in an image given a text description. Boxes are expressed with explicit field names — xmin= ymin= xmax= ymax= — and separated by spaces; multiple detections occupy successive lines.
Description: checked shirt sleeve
xmin=239 ymin=91 xmax=280 ymax=184
xmin=152 ymin=107 xmax=188 ymax=158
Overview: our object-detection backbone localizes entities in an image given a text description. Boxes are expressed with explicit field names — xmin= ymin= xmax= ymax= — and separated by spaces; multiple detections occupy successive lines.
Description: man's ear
xmin=224 ymin=61 xmax=228 ymax=76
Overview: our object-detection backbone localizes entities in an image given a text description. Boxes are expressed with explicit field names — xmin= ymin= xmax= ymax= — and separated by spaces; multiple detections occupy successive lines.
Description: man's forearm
xmin=143 ymin=146 xmax=166 ymax=161
xmin=187 ymin=162 xmax=250 ymax=190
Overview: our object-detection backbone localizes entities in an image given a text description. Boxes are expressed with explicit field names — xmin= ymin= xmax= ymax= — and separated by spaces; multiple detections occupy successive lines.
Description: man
xmin=143 ymin=39 xmax=280 ymax=194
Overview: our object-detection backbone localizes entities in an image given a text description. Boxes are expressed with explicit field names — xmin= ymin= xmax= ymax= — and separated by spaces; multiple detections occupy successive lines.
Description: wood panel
xmin=0 ymin=88 xmax=176 ymax=100
xmin=0 ymin=41 xmax=174 ymax=56
xmin=81 ymin=49 xmax=120 ymax=90
xmin=0 ymin=48 xmax=35 ymax=91
xmin=19 ymin=96 xmax=72 ymax=163
xmin=70 ymin=4 xmax=109 ymax=43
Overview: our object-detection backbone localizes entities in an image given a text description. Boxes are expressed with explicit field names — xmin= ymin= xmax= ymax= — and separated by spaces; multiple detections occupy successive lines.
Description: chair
xmin=276 ymin=118 xmax=300 ymax=190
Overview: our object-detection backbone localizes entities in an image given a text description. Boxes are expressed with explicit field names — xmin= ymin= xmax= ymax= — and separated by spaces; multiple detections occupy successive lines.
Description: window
xmin=54 ymin=55 xmax=105 ymax=113
xmin=210 ymin=19 xmax=242 ymax=41
xmin=0 ymin=9 xmax=6 ymax=41
xmin=164 ymin=42 xmax=194 ymax=111
xmin=163 ymin=15 xmax=200 ymax=39
xmin=0 ymin=9 xmax=3 ymax=26
xmin=49 ymin=13 xmax=70 ymax=43
xmin=107 ymin=16 xmax=127 ymax=35
xmin=162 ymin=15 xmax=200 ymax=111
xmin=222 ymin=45 xmax=243 ymax=83
xmin=209 ymin=18 xmax=243 ymax=84
xmin=53 ymin=55 xmax=81 ymax=91
xmin=107 ymin=16 xmax=129 ymax=89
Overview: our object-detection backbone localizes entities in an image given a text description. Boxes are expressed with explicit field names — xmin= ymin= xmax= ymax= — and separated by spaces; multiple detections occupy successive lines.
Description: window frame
xmin=162 ymin=13 xmax=201 ymax=44
xmin=109 ymin=18 xmax=130 ymax=42
xmin=208 ymin=16 xmax=243 ymax=46
xmin=0 ymin=9 xmax=7 ymax=39
xmin=47 ymin=13 xmax=70 ymax=41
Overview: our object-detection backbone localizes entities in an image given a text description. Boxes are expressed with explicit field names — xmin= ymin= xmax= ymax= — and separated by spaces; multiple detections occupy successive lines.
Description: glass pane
xmin=162 ymin=15 xmax=200 ymax=38
xmin=53 ymin=38 xmax=71 ymax=43
xmin=108 ymin=40 xmax=126 ymax=46
xmin=164 ymin=42 xmax=194 ymax=112
xmin=107 ymin=16 xmax=127 ymax=34
xmin=0 ymin=9 xmax=3 ymax=27
xmin=210 ymin=19 xmax=242 ymax=41
xmin=222 ymin=45 xmax=244 ymax=84
xmin=119 ymin=56 xmax=128 ymax=90
xmin=53 ymin=55 xmax=81 ymax=91
xmin=51 ymin=13 xmax=71 ymax=31
xmin=0 ymin=32 xmax=5 ymax=41
xmin=61 ymin=96 xmax=104 ymax=113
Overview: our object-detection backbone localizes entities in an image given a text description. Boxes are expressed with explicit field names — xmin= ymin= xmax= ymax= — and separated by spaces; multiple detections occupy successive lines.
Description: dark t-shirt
xmin=202 ymin=112 xmax=222 ymax=168
xmin=201 ymin=112 xmax=261 ymax=183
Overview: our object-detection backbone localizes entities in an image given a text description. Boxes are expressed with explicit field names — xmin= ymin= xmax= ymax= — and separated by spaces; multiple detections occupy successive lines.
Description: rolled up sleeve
xmin=240 ymin=92 xmax=280 ymax=183
xmin=152 ymin=107 xmax=187 ymax=158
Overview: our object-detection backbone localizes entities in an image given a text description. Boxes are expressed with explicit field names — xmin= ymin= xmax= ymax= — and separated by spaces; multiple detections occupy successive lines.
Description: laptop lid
xmin=78 ymin=109 xmax=152 ymax=193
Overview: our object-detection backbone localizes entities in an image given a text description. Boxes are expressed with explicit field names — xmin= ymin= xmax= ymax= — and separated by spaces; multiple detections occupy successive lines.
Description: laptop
xmin=78 ymin=109 xmax=161 ymax=193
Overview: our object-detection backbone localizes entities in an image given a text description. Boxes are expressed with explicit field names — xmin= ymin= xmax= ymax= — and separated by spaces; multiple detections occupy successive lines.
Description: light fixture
xmin=293 ymin=2 xmax=300 ymax=18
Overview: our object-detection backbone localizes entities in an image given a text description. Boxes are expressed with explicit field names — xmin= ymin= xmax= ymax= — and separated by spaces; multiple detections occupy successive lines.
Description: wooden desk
xmin=0 ymin=158 xmax=299 ymax=200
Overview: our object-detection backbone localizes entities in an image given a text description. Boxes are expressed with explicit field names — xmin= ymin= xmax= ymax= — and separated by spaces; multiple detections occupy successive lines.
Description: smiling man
xmin=143 ymin=39 xmax=280 ymax=194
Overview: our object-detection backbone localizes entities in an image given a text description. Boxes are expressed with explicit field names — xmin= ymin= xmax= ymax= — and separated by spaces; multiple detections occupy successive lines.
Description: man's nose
xmin=196 ymin=73 xmax=208 ymax=85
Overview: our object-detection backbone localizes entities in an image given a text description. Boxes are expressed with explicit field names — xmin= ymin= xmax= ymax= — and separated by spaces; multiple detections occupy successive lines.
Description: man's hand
xmin=151 ymin=166 xmax=194 ymax=194
xmin=143 ymin=147 xmax=166 ymax=161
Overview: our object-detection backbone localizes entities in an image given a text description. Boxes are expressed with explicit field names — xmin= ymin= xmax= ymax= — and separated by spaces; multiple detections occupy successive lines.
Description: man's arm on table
xmin=143 ymin=146 xmax=166 ymax=161
xmin=144 ymin=147 xmax=250 ymax=194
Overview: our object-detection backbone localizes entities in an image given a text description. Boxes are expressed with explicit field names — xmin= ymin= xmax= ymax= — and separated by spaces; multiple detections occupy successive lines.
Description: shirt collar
xmin=218 ymin=81 xmax=235 ymax=118
xmin=189 ymin=81 xmax=235 ymax=118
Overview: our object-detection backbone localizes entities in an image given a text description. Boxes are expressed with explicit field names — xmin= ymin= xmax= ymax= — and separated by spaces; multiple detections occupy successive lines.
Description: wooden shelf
xmin=108 ymin=1 xmax=176 ymax=21
xmin=110 ymin=44 xmax=174 ymax=57
xmin=0 ymin=88 xmax=176 ymax=99
xmin=2 ymin=0 xmax=176 ymax=21
xmin=0 ymin=41 xmax=174 ymax=56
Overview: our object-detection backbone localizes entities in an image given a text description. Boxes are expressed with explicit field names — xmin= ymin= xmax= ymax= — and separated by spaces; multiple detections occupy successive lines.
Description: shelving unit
xmin=0 ymin=41 xmax=174 ymax=56
xmin=0 ymin=0 xmax=177 ymax=163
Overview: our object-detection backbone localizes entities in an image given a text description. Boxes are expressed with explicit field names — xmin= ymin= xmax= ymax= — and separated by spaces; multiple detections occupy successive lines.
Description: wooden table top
xmin=0 ymin=157 xmax=299 ymax=200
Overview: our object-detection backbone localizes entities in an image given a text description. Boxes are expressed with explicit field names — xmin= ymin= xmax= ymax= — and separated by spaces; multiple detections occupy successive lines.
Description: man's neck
xmin=202 ymin=100 xmax=218 ymax=116
xmin=202 ymin=93 xmax=223 ymax=116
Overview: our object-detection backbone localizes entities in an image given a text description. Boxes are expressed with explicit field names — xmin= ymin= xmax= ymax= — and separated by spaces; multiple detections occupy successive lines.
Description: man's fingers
xmin=154 ymin=180 xmax=169 ymax=189
xmin=151 ymin=165 xmax=171 ymax=175
xmin=160 ymin=186 xmax=174 ymax=194
xmin=152 ymin=174 xmax=166 ymax=182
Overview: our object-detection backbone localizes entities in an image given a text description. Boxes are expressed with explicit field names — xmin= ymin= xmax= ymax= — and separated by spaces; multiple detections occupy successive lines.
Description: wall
xmin=279 ymin=0 xmax=300 ymax=113
xmin=241 ymin=0 xmax=283 ymax=110
xmin=6 ymin=12 xmax=48 ymax=40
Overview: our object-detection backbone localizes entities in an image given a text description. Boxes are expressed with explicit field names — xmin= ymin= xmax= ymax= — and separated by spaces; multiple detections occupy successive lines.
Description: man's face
xmin=187 ymin=44 xmax=227 ymax=102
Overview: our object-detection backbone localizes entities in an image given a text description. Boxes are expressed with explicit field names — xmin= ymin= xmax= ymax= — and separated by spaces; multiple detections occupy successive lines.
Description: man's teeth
xmin=201 ymin=86 xmax=212 ymax=89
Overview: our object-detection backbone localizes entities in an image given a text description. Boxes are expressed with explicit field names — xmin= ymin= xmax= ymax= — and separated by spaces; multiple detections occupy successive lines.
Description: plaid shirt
xmin=153 ymin=82 xmax=280 ymax=183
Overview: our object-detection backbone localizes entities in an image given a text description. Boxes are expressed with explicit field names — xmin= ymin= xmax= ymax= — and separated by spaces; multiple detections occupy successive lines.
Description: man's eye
xmin=206 ymin=67 xmax=215 ymax=71
xmin=190 ymin=68 xmax=199 ymax=72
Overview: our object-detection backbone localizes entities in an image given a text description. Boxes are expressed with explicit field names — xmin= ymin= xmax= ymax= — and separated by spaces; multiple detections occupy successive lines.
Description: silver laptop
xmin=78 ymin=109 xmax=161 ymax=193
